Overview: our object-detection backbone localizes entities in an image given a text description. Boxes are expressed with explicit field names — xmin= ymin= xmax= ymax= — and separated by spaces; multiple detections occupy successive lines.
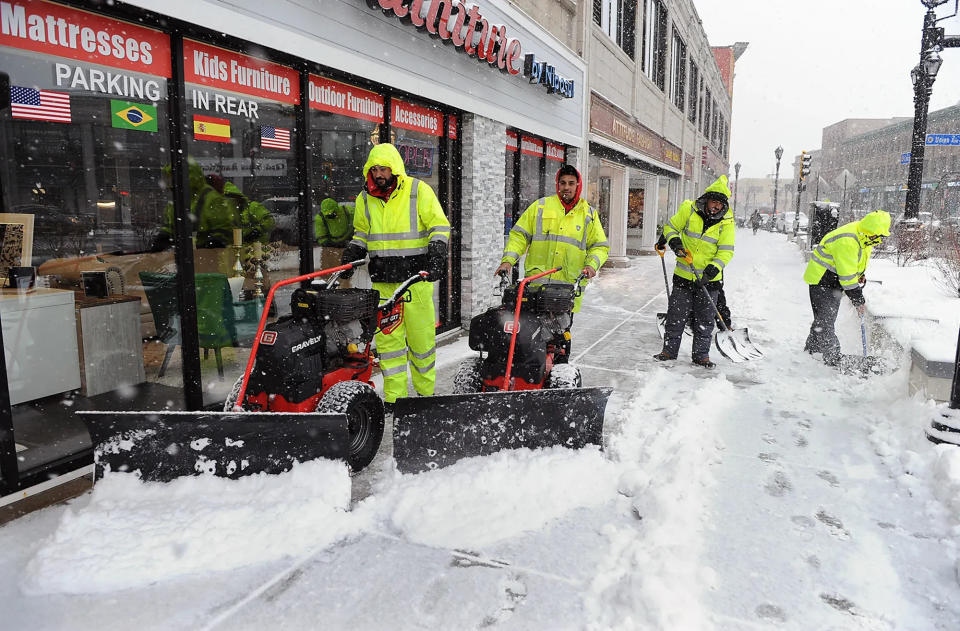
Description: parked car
xmin=775 ymin=211 xmax=808 ymax=234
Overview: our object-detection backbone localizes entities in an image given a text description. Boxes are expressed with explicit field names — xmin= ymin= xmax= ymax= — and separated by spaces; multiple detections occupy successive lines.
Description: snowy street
xmin=5 ymin=230 xmax=960 ymax=630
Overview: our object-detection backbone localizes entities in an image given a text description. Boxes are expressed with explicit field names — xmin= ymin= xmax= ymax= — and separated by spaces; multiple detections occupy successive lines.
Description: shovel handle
xmin=684 ymin=253 xmax=731 ymax=333
xmin=234 ymin=260 xmax=366 ymax=411
xmin=503 ymin=267 xmax=561 ymax=391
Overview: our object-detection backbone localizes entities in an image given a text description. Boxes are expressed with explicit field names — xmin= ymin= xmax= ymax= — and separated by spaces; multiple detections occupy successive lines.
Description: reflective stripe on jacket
xmin=662 ymin=200 xmax=735 ymax=282
xmin=501 ymin=195 xmax=609 ymax=312
xmin=803 ymin=221 xmax=872 ymax=290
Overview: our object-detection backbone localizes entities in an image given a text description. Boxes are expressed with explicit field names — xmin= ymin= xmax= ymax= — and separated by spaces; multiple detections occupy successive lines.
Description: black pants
xmin=804 ymin=284 xmax=842 ymax=360
xmin=662 ymin=277 xmax=718 ymax=360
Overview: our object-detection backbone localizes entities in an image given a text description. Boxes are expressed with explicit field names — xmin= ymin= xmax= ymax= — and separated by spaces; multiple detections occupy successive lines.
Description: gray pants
xmin=804 ymin=284 xmax=842 ymax=361
xmin=662 ymin=278 xmax=718 ymax=361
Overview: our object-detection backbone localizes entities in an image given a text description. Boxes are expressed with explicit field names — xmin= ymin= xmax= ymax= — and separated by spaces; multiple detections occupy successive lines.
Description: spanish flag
xmin=193 ymin=114 xmax=231 ymax=143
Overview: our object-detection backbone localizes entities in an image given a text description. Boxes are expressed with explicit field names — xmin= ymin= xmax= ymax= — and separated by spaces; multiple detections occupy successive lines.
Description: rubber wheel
xmin=317 ymin=381 xmax=384 ymax=472
xmin=546 ymin=363 xmax=581 ymax=389
xmin=452 ymin=358 xmax=483 ymax=394
xmin=223 ymin=376 xmax=244 ymax=411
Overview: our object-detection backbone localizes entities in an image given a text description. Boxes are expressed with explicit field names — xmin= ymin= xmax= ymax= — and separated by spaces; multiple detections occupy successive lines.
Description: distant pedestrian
xmin=653 ymin=175 xmax=735 ymax=369
xmin=750 ymin=210 xmax=762 ymax=235
xmin=803 ymin=210 xmax=890 ymax=365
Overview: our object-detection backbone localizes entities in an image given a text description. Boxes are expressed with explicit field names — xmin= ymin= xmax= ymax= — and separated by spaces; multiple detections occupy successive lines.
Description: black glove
xmin=426 ymin=241 xmax=447 ymax=282
xmin=702 ymin=264 xmax=720 ymax=281
xmin=668 ymin=237 xmax=686 ymax=258
xmin=655 ymin=234 xmax=667 ymax=252
xmin=339 ymin=243 xmax=366 ymax=279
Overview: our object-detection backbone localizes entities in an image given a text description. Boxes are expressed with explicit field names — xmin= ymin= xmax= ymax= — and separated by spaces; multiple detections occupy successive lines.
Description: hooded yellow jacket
xmin=349 ymin=144 xmax=450 ymax=282
xmin=662 ymin=176 xmax=735 ymax=283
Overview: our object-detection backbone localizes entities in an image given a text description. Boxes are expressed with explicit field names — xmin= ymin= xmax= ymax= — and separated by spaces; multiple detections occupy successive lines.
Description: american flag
xmin=10 ymin=86 xmax=71 ymax=123
xmin=260 ymin=125 xmax=290 ymax=150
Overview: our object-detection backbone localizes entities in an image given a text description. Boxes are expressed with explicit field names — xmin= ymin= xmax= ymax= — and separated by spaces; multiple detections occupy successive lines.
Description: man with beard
xmin=340 ymin=143 xmax=450 ymax=410
xmin=496 ymin=164 xmax=610 ymax=362
xmin=653 ymin=175 xmax=735 ymax=369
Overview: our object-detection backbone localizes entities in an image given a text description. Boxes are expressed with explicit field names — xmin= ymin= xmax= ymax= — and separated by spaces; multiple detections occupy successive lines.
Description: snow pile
xmin=21 ymin=459 xmax=360 ymax=595
xmin=361 ymin=446 xmax=619 ymax=550
xmin=586 ymin=369 xmax=733 ymax=630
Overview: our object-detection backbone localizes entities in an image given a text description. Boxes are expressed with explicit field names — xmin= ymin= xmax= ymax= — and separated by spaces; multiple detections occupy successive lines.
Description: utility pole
xmin=734 ymin=162 xmax=741 ymax=222
xmin=796 ymin=151 xmax=812 ymax=238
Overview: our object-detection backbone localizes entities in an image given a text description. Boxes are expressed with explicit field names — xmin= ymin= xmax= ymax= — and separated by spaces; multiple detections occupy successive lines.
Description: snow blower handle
xmin=502 ymin=267 xmax=562 ymax=392
xmin=379 ymin=271 xmax=430 ymax=314
xmin=495 ymin=269 xmax=511 ymax=296
xmin=321 ymin=258 xmax=369 ymax=288
xmin=574 ymin=272 xmax=588 ymax=297
xmin=233 ymin=259 xmax=369 ymax=411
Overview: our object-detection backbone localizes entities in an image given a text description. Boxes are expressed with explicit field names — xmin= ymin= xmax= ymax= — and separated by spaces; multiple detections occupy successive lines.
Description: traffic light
xmin=800 ymin=151 xmax=812 ymax=180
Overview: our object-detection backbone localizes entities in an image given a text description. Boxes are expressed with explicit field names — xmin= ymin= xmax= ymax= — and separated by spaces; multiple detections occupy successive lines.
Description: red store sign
xmin=184 ymin=39 xmax=299 ymax=104
xmin=545 ymin=142 xmax=564 ymax=162
xmin=521 ymin=136 xmax=543 ymax=157
xmin=0 ymin=0 xmax=171 ymax=76
xmin=447 ymin=114 xmax=458 ymax=140
xmin=308 ymin=75 xmax=383 ymax=123
xmin=367 ymin=0 xmax=522 ymax=76
xmin=392 ymin=98 xmax=442 ymax=136
xmin=506 ymin=130 xmax=518 ymax=151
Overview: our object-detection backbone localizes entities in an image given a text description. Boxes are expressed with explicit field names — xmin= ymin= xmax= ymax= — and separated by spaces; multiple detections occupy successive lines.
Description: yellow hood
xmin=363 ymin=143 xmax=407 ymax=179
xmin=702 ymin=175 xmax=732 ymax=199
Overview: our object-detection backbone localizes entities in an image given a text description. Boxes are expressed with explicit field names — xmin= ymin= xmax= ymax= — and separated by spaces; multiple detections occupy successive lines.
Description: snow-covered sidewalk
xmin=4 ymin=231 xmax=960 ymax=630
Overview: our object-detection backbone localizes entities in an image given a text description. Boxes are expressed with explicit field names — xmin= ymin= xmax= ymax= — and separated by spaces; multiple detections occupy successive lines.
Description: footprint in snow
xmin=480 ymin=575 xmax=528 ymax=627
xmin=796 ymin=419 xmax=812 ymax=430
xmin=792 ymin=432 xmax=809 ymax=448
xmin=755 ymin=603 xmax=788 ymax=623
xmin=791 ymin=515 xmax=816 ymax=528
xmin=820 ymin=593 xmax=859 ymax=614
xmin=765 ymin=471 xmax=792 ymax=497
xmin=758 ymin=452 xmax=779 ymax=464
xmin=816 ymin=509 xmax=851 ymax=539
xmin=816 ymin=470 xmax=840 ymax=487
xmin=807 ymin=554 xmax=821 ymax=569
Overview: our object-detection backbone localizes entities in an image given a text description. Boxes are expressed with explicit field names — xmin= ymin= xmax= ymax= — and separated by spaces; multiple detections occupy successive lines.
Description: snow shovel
xmin=686 ymin=254 xmax=763 ymax=362
xmin=836 ymin=313 xmax=888 ymax=376
xmin=77 ymin=261 xmax=370 ymax=483
xmin=393 ymin=267 xmax=612 ymax=474
xmin=655 ymin=245 xmax=692 ymax=340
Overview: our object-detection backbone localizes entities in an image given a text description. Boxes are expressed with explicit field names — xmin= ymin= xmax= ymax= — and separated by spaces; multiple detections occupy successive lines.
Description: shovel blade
xmin=392 ymin=387 xmax=612 ymax=474
xmin=78 ymin=410 xmax=350 ymax=483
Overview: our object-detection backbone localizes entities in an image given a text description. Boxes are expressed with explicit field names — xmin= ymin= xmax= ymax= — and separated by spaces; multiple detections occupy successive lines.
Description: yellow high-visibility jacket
xmin=662 ymin=176 xmax=735 ymax=282
xmin=804 ymin=221 xmax=873 ymax=292
xmin=501 ymin=195 xmax=609 ymax=312
xmin=350 ymin=144 xmax=450 ymax=282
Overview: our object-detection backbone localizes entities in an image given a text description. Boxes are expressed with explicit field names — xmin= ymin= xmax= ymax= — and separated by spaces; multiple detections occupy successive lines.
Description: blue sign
xmin=925 ymin=134 xmax=960 ymax=146
xmin=900 ymin=152 xmax=911 ymax=164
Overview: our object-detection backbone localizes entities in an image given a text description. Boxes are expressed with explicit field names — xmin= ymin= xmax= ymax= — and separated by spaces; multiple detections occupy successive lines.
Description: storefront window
xmin=504 ymin=131 xmax=518 ymax=237
xmin=545 ymin=141 xmax=565 ymax=193
xmin=307 ymin=75 xmax=380 ymax=274
xmin=0 ymin=1 xmax=176 ymax=474
xmin=181 ymin=39 xmax=300 ymax=404
xmin=519 ymin=135 xmax=545 ymax=216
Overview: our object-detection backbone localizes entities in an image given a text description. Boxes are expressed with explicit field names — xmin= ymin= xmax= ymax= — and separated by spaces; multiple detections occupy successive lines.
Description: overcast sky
xmin=693 ymin=0 xmax=960 ymax=179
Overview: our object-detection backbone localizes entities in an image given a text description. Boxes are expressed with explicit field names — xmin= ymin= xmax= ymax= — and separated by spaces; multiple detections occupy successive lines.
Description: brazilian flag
xmin=111 ymin=100 xmax=158 ymax=132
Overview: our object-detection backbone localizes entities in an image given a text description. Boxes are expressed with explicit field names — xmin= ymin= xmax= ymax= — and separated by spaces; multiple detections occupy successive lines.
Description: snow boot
xmin=653 ymin=351 xmax=677 ymax=361
xmin=692 ymin=357 xmax=716 ymax=369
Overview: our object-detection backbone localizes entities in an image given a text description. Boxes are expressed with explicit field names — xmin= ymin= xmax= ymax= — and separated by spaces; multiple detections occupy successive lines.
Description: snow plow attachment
xmin=78 ymin=410 xmax=349 ymax=482
xmin=392 ymin=387 xmax=612 ymax=474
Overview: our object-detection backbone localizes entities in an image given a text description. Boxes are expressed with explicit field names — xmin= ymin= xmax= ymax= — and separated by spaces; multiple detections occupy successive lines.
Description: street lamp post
xmin=772 ymin=145 xmax=783 ymax=231
xmin=734 ymin=161 xmax=741 ymax=222
xmin=905 ymin=0 xmax=960 ymax=220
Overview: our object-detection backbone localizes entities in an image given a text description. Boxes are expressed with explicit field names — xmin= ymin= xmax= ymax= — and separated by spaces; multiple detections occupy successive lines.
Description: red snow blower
xmin=80 ymin=260 xmax=428 ymax=482
xmin=393 ymin=267 xmax=612 ymax=473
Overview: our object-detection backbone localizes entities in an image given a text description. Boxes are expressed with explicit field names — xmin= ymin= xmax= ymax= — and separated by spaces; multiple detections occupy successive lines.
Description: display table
xmin=75 ymin=294 xmax=145 ymax=397
xmin=0 ymin=288 xmax=81 ymax=405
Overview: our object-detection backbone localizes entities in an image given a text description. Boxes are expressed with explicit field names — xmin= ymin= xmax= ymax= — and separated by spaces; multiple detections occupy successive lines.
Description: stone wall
xmin=460 ymin=113 xmax=507 ymax=325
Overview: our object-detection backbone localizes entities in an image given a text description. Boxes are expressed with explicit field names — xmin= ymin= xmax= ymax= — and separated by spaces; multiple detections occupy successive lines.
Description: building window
xmin=703 ymin=88 xmax=712 ymax=137
xmin=688 ymin=61 xmax=699 ymax=124
xmin=641 ymin=0 xmax=667 ymax=90
xmin=597 ymin=0 xmax=637 ymax=59
xmin=712 ymin=98 xmax=719 ymax=145
xmin=670 ymin=26 xmax=686 ymax=112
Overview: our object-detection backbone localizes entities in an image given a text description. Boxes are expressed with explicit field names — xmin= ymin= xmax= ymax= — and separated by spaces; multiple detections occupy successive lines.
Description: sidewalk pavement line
xmin=571 ymin=292 xmax=663 ymax=364
xmin=575 ymin=363 xmax=638 ymax=376
xmin=200 ymin=548 xmax=321 ymax=631
xmin=370 ymin=531 xmax=584 ymax=586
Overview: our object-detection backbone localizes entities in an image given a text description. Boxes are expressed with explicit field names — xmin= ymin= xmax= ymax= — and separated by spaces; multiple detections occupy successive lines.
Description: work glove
xmin=858 ymin=274 xmax=866 ymax=287
xmin=702 ymin=265 xmax=720 ymax=281
xmin=655 ymin=234 xmax=667 ymax=253
xmin=426 ymin=241 xmax=447 ymax=282
xmin=668 ymin=237 xmax=686 ymax=258
xmin=339 ymin=243 xmax=366 ymax=279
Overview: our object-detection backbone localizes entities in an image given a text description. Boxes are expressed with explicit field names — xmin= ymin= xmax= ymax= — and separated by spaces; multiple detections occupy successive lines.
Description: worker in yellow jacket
xmin=496 ymin=164 xmax=610 ymax=361
xmin=803 ymin=210 xmax=890 ymax=365
xmin=340 ymin=144 xmax=450 ymax=408
xmin=653 ymin=175 xmax=735 ymax=368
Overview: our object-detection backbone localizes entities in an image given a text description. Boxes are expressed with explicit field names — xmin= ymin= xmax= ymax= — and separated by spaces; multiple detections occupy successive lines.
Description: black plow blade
xmin=392 ymin=387 xmax=612 ymax=474
xmin=78 ymin=410 xmax=350 ymax=483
